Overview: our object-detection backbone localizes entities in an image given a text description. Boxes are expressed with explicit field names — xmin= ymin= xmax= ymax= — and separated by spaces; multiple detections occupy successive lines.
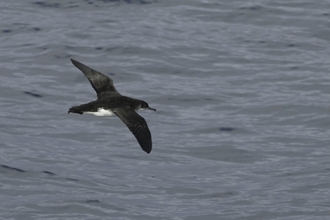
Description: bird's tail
xmin=68 ymin=105 xmax=84 ymax=114
xmin=68 ymin=102 xmax=97 ymax=114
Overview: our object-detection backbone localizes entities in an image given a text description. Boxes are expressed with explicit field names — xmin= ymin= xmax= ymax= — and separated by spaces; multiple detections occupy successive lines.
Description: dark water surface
xmin=1 ymin=0 xmax=330 ymax=219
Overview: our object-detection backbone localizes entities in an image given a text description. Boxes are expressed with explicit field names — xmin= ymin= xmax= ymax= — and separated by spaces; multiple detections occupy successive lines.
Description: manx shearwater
xmin=68 ymin=59 xmax=156 ymax=154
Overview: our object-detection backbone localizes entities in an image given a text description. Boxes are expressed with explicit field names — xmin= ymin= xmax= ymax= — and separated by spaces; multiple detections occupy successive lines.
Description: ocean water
xmin=1 ymin=0 xmax=330 ymax=219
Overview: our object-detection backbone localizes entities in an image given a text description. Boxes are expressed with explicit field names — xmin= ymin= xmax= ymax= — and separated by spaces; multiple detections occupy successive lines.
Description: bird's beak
xmin=147 ymin=107 xmax=156 ymax=111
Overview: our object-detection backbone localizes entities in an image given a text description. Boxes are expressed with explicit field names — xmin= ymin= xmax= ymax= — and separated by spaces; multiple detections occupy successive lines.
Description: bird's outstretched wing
xmin=71 ymin=59 xmax=120 ymax=97
xmin=113 ymin=107 xmax=152 ymax=154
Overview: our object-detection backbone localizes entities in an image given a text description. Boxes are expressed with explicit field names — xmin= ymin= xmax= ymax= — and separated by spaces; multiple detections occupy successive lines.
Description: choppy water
xmin=1 ymin=0 xmax=330 ymax=219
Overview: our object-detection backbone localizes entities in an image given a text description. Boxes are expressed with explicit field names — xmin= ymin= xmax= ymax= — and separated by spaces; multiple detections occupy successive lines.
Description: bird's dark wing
xmin=71 ymin=59 xmax=120 ymax=97
xmin=113 ymin=108 xmax=152 ymax=154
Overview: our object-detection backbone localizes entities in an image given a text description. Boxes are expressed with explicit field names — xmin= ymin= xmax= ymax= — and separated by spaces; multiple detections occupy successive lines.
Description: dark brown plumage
xmin=68 ymin=59 xmax=156 ymax=154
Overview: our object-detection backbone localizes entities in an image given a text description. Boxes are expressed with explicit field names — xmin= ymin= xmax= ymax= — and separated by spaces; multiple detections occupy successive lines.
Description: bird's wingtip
xmin=143 ymin=146 xmax=152 ymax=154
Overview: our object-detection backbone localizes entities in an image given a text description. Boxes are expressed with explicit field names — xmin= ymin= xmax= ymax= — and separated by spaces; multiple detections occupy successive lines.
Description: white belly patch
xmin=84 ymin=108 xmax=115 ymax=117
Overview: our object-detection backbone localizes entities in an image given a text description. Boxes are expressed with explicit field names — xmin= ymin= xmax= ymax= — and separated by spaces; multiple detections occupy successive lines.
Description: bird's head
xmin=140 ymin=101 xmax=156 ymax=111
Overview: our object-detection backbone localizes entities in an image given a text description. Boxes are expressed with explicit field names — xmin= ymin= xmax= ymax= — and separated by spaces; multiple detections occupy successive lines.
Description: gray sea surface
xmin=1 ymin=0 xmax=330 ymax=219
